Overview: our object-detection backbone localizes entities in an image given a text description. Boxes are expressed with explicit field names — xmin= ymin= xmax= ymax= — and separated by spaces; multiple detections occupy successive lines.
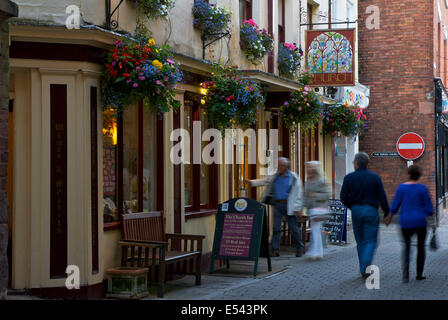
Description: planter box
xmin=106 ymin=267 xmax=149 ymax=299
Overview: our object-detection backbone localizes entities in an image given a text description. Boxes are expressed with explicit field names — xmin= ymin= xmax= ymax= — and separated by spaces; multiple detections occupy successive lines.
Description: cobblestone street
xmin=152 ymin=214 xmax=448 ymax=300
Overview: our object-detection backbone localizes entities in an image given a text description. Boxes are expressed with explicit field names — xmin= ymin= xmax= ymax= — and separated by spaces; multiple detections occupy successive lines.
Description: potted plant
xmin=280 ymin=85 xmax=322 ymax=134
xmin=278 ymin=42 xmax=303 ymax=79
xmin=321 ymin=102 xmax=367 ymax=136
xmin=192 ymin=0 xmax=232 ymax=39
xmin=240 ymin=19 xmax=274 ymax=65
xmin=202 ymin=65 xmax=265 ymax=132
xmin=131 ymin=0 xmax=175 ymax=19
xmin=102 ymin=24 xmax=183 ymax=114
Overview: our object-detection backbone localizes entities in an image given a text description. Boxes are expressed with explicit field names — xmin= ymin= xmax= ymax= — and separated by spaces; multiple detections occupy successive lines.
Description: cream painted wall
xmin=10 ymin=60 xmax=104 ymax=289
xmin=11 ymin=0 xmax=304 ymax=74
xmin=103 ymin=230 xmax=121 ymax=271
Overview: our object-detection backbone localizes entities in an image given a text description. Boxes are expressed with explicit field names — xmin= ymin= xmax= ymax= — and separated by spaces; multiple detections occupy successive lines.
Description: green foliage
xmin=321 ymin=103 xmax=367 ymax=136
xmin=280 ymin=85 xmax=322 ymax=134
xmin=202 ymin=65 xmax=265 ymax=132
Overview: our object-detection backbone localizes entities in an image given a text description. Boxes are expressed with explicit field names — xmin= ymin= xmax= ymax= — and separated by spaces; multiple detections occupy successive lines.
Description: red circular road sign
xmin=396 ymin=132 xmax=425 ymax=160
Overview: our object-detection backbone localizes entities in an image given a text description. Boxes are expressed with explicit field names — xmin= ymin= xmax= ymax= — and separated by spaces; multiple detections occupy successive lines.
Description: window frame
xmin=103 ymin=102 xmax=164 ymax=230
xmin=183 ymin=95 xmax=218 ymax=213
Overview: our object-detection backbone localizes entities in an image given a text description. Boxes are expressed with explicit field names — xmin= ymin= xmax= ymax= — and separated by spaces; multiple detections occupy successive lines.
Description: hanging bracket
xmin=106 ymin=0 xmax=126 ymax=30
xmin=202 ymin=31 xmax=232 ymax=60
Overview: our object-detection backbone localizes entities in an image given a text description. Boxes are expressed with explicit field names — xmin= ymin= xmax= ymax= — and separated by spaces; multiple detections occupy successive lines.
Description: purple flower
xmin=133 ymin=83 xmax=139 ymax=88
xmin=283 ymin=102 xmax=289 ymax=106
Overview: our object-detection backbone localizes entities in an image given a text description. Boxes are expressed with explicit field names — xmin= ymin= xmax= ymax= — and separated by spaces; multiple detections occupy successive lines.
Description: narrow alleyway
xmin=150 ymin=215 xmax=448 ymax=300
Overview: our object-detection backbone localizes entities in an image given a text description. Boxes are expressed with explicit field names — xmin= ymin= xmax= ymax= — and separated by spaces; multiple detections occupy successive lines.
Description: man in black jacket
xmin=340 ymin=152 xmax=390 ymax=279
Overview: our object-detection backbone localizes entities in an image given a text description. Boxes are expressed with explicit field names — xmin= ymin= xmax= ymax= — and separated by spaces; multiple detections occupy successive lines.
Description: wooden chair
xmin=119 ymin=211 xmax=205 ymax=298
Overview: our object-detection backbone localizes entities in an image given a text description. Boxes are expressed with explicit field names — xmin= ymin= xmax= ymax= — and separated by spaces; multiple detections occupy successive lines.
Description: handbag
xmin=430 ymin=229 xmax=439 ymax=251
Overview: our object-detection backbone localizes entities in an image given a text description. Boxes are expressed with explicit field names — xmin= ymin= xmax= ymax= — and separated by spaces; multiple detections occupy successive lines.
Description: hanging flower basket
xmin=192 ymin=0 xmax=232 ymax=39
xmin=321 ymin=102 xmax=367 ymax=137
xmin=131 ymin=0 xmax=175 ymax=19
xmin=102 ymin=24 xmax=183 ymax=114
xmin=202 ymin=65 xmax=265 ymax=132
xmin=240 ymin=19 xmax=273 ymax=65
xmin=280 ymin=85 xmax=321 ymax=134
xmin=278 ymin=43 xmax=302 ymax=79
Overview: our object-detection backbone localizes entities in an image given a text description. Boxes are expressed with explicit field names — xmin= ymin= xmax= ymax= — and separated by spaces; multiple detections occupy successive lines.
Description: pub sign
xmin=305 ymin=29 xmax=355 ymax=87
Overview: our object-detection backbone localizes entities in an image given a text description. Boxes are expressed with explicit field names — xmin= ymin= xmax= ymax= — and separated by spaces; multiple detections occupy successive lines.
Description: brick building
xmin=0 ymin=0 xmax=18 ymax=300
xmin=358 ymin=0 xmax=448 ymax=213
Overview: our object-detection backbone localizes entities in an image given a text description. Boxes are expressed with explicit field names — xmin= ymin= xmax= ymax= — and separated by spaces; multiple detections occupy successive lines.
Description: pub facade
xmin=7 ymin=0 xmax=338 ymax=298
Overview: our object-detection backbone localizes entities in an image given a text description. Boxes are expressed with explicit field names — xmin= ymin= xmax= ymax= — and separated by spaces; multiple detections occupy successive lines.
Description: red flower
xmin=109 ymin=69 xmax=118 ymax=78
xmin=123 ymin=73 xmax=131 ymax=79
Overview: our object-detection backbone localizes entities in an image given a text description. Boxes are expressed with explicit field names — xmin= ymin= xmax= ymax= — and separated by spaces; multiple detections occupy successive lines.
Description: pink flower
xmin=133 ymin=83 xmax=139 ymax=88
xmin=298 ymin=107 xmax=302 ymax=111
xmin=163 ymin=76 xmax=169 ymax=82
xmin=167 ymin=58 xmax=175 ymax=65
xmin=304 ymin=85 xmax=310 ymax=92
xmin=244 ymin=19 xmax=258 ymax=27
xmin=156 ymin=80 xmax=163 ymax=85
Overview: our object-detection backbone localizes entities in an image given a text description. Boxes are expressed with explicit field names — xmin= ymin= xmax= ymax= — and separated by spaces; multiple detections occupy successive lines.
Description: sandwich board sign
xmin=322 ymin=199 xmax=347 ymax=245
xmin=209 ymin=198 xmax=271 ymax=277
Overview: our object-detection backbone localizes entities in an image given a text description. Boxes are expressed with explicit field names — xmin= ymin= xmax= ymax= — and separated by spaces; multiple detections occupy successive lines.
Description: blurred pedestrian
xmin=246 ymin=157 xmax=305 ymax=257
xmin=303 ymin=161 xmax=330 ymax=260
xmin=340 ymin=152 xmax=390 ymax=279
xmin=384 ymin=165 xmax=435 ymax=282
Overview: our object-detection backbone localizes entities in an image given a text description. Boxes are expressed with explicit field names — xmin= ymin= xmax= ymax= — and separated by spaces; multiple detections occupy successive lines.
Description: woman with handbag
xmin=303 ymin=161 xmax=331 ymax=260
xmin=384 ymin=165 xmax=435 ymax=282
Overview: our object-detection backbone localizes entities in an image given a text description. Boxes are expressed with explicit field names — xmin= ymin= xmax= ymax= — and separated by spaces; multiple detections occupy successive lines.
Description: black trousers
xmin=401 ymin=227 xmax=427 ymax=277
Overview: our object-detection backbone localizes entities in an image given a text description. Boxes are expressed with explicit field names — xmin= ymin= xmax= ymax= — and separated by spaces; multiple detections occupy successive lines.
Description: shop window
xmin=184 ymin=98 xmax=218 ymax=212
xmin=102 ymin=103 xmax=160 ymax=224
xmin=103 ymin=109 xmax=118 ymax=223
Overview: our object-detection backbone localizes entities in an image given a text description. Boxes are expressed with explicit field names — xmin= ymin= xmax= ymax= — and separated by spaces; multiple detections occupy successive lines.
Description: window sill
xmin=104 ymin=222 xmax=120 ymax=231
xmin=185 ymin=209 xmax=217 ymax=220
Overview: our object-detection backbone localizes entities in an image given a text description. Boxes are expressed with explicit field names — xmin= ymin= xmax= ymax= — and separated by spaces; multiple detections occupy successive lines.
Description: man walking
xmin=340 ymin=152 xmax=390 ymax=279
xmin=246 ymin=157 xmax=305 ymax=257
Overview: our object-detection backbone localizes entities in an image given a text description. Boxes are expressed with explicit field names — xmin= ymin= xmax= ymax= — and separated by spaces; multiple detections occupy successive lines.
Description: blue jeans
xmin=272 ymin=203 xmax=304 ymax=253
xmin=351 ymin=205 xmax=380 ymax=275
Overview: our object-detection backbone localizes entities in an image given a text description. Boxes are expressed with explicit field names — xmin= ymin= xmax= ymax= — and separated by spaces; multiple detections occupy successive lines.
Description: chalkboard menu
xmin=210 ymin=198 xmax=271 ymax=276
xmin=322 ymin=199 xmax=347 ymax=245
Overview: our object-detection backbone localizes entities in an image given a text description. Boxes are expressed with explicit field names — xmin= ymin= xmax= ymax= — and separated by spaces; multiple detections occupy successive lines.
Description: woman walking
xmin=303 ymin=161 xmax=330 ymax=260
xmin=384 ymin=165 xmax=435 ymax=282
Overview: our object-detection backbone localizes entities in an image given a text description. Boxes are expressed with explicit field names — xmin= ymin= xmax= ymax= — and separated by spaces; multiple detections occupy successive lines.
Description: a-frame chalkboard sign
xmin=322 ymin=199 xmax=348 ymax=245
xmin=209 ymin=198 xmax=272 ymax=277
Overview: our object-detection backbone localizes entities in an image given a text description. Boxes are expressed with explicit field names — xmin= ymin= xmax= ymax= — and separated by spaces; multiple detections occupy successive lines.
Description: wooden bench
xmin=119 ymin=211 xmax=205 ymax=298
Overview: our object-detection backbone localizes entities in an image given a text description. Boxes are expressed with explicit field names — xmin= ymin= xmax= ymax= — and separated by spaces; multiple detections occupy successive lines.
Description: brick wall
xmin=358 ymin=1 xmax=436 ymax=207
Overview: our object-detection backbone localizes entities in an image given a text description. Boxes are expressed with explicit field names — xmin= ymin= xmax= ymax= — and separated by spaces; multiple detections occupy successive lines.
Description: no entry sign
xmin=396 ymin=132 xmax=425 ymax=160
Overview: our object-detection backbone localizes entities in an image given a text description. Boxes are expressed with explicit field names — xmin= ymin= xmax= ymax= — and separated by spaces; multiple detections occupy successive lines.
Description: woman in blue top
xmin=385 ymin=165 xmax=435 ymax=282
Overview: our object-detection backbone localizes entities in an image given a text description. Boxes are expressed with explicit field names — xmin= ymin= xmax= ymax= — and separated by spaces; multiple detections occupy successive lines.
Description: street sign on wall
xmin=396 ymin=132 xmax=425 ymax=160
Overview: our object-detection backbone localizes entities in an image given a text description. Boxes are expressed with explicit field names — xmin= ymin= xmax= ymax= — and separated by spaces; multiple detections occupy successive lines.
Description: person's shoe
xmin=416 ymin=275 xmax=426 ymax=280
xmin=296 ymin=248 xmax=304 ymax=257
xmin=272 ymin=251 xmax=280 ymax=257
xmin=362 ymin=273 xmax=369 ymax=280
